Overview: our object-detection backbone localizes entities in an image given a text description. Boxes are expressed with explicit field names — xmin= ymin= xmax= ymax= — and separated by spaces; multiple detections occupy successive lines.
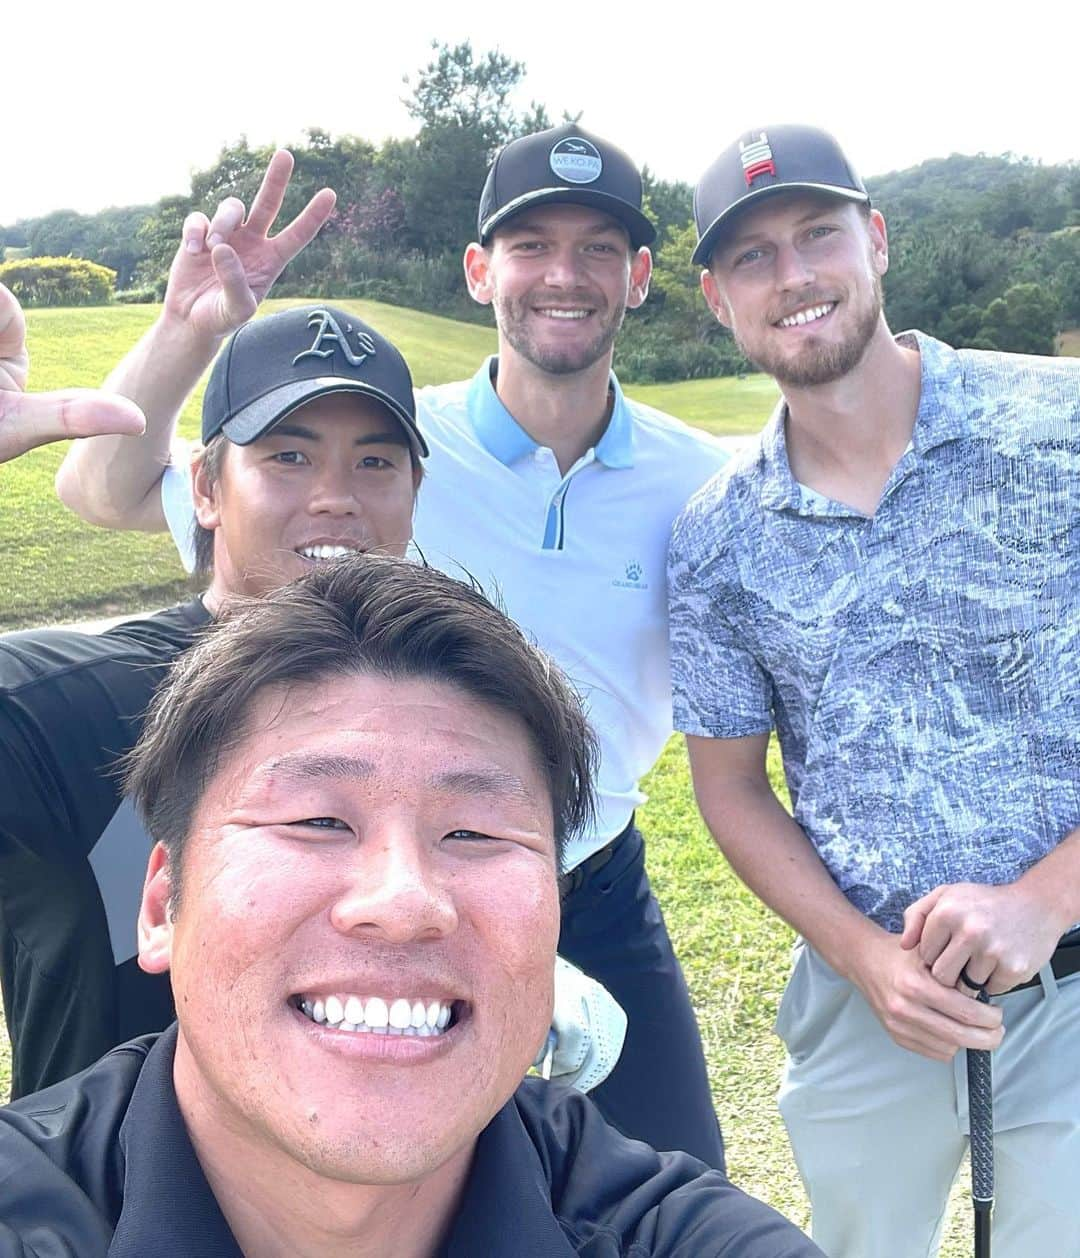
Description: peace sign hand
xmin=163 ymin=149 xmax=337 ymax=342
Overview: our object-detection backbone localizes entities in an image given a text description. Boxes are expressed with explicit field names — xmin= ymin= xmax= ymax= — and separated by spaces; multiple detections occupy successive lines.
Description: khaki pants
xmin=776 ymin=941 xmax=1080 ymax=1258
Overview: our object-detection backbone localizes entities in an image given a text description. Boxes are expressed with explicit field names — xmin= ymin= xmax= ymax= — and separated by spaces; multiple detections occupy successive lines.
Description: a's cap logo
xmin=293 ymin=310 xmax=377 ymax=369
xmin=550 ymin=137 xmax=602 ymax=184
xmin=739 ymin=133 xmax=777 ymax=187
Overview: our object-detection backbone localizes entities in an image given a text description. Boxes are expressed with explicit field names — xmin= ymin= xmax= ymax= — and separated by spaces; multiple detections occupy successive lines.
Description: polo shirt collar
xmin=757 ymin=328 xmax=970 ymax=512
xmin=467 ymin=357 xmax=634 ymax=470
xmin=441 ymin=1097 xmax=576 ymax=1257
xmin=112 ymin=1024 xmax=242 ymax=1257
xmin=110 ymin=1026 xmax=572 ymax=1258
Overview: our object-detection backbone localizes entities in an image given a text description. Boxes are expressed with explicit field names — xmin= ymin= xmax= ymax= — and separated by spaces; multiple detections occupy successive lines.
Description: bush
xmin=114 ymin=285 xmax=159 ymax=304
xmin=0 ymin=256 xmax=116 ymax=306
xmin=614 ymin=317 xmax=750 ymax=383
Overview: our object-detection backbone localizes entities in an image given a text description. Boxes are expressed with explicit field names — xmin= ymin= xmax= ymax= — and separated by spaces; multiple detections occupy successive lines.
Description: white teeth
xmin=778 ymin=303 xmax=833 ymax=329
xmin=324 ymin=995 xmax=344 ymax=1025
xmin=298 ymin=993 xmax=454 ymax=1035
xmin=298 ymin=543 xmax=363 ymax=561
xmin=388 ymin=998 xmax=412 ymax=1030
xmin=365 ymin=996 xmax=389 ymax=1028
xmin=538 ymin=308 xmax=588 ymax=320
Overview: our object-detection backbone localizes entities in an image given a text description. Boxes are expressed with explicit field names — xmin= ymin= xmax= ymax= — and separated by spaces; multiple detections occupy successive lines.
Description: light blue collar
xmin=467 ymin=357 xmax=635 ymax=470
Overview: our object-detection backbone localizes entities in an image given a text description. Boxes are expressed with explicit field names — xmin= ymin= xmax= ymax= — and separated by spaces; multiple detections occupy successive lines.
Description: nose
xmin=774 ymin=241 xmax=815 ymax=292
xmin=306 ymin=462 xmax=362 ymax=516
xmin=543 ymin=245 xmax=585 ymax=290
xmin=329 ymin=832 xmax=458 ymax=944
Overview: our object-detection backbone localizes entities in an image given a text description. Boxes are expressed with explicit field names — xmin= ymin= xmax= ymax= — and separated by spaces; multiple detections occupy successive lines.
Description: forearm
xmin=1016 ymin=822 xmax=1080 ymax=935
xmin=55 ymin=312 xmax=220 ymax=529
xmin=697 ymin=770 xmax=886 ymax=982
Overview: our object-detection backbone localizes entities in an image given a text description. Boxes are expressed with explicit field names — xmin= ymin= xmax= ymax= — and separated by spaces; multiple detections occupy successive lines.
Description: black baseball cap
xmin=201 ymin=304 xmax=428 ymax=458
xmin=477 ymin=123 xmax=656 ymax=249
xmin=692 ymin=125 xmax=870 ymax=267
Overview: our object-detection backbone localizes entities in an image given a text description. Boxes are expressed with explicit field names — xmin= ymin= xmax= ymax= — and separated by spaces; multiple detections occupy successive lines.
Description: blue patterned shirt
xmin=669 ymin=332 xmax=1080 ymax=930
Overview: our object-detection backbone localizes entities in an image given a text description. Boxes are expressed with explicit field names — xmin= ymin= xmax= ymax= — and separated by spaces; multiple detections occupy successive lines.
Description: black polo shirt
xmin=0 ymin=601 xmax=211 ymax=1098
xmin=0 ymin=1025 xmax=822 ymax=1256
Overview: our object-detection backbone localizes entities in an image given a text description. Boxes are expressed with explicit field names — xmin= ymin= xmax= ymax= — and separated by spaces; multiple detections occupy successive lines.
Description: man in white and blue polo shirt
xmin=669 ymin=123 xmax=1080 ymax=1256
xmin=55 ymin=128 xmax=733 ymax=1167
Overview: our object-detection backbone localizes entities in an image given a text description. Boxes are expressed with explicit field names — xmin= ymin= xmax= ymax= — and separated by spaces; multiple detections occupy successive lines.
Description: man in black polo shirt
xmin=0 ymin=299 xmax=424 ymax=1098
xmin=0 ymin=558 xmax=820 ymax=1257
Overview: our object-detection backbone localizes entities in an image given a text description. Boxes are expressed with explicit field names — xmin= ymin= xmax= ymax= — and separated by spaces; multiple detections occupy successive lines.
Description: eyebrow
xmin=264 ymin=753 xmax=377 ymax=785
xmin=432 ymin=767 xmax=539 ymax=805
xmin=267 ymin=422 xmax=408 ymax=447
xmin=501 ymin=218 xmax=625 ymax=240
xmin=724 ymin=204 xmax=840 ymax=253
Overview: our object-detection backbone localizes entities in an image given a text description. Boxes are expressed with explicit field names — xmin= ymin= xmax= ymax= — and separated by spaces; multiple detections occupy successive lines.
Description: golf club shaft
xmin=967 ymin=995 xmax=994 ymax=1258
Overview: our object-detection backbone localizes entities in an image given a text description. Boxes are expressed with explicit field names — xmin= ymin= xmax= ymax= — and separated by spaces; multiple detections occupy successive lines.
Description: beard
xmin=733 ymin=273 xmax=884 ymax=389
xmin=491 ymin=287 xmax=626 ymax=376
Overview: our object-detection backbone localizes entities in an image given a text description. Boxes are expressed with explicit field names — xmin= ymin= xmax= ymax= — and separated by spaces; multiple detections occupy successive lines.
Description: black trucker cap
xmin=692 ymin=125 xmax=869 ymax=266
xmin=478 ymin=123 xmax=656 ymax=249
xmin=201 ymin=304 xmax=428 ymax=458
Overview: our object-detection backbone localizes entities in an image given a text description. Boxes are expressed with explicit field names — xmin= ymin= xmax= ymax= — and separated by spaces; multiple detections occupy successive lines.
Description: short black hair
xmin=125 ymin=555 xmax=597 ymax=900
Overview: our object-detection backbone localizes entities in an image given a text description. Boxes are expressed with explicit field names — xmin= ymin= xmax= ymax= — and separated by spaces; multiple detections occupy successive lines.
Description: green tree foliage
xmin=976 ymin=282 xmax=1060 ymax=355
xmin=0 ymin=256 xmax=115 ymax=306
xmin=404 ymin=41 xmax=526 ymax=157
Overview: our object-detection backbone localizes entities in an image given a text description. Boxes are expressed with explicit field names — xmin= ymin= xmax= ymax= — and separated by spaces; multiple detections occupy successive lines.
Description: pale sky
xmin=4 ymin=0 xmax=1074 ymax=224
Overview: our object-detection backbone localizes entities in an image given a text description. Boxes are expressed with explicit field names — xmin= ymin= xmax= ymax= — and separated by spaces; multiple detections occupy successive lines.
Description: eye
xmin=586 ymin=241 xmax=619 ymax=255
xmin=807 ymin=225 xmax=836 ymax=241
xmin=290 ymin=816 xmax=350 ymax=834
xmin=272 ymin=449 xmax=310 ymax=466
xmin=443 ymin=829 xmax=502 ymax=844
xmin=734 ymin=247 xmax=766 ymax=268
xmin=358 ymin=454 xmax=396 ymax=470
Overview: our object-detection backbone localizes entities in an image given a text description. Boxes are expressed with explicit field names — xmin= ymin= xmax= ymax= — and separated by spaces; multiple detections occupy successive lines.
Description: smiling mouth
xmin=292 ymin=993 xmax=464 ymax=1037
xmin=295 ymin=543 xmax=367 ymax=562
xmin=775 ymin=302 xmax=836 ymax=329
xmin=533 ymin=307 xmax=592 ymax=321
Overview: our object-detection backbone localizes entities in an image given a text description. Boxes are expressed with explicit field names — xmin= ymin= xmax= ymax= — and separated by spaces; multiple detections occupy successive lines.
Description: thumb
xmin=0 ymin=389 xmax=145 ymax=464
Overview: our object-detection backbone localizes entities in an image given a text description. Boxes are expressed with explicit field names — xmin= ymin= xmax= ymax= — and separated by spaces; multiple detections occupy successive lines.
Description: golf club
xmin=965 ymin=985 xmax=994 ymax=1258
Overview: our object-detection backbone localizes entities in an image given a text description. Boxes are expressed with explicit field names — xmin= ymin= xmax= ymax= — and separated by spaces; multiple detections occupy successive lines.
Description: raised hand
xmin=0 ymin=284 xmax=144 ymax=465
xmin=163 ymin=149 xmax=337 ymax=341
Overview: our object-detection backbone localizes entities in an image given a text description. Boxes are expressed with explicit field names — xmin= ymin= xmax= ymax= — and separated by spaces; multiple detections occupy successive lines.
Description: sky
xmin=4 ymin=0 xmax=1074 ymax=224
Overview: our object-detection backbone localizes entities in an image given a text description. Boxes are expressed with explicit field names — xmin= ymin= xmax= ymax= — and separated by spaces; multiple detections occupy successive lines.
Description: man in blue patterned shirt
xmin=668 ymin=124 xmax=1080 ymax=1257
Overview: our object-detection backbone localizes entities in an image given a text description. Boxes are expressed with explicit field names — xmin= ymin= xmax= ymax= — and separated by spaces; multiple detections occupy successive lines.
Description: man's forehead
xmin=718 ymin=189 xmax=856 ymax=250
xmin=494 ymin=204 xmax=630 ymax=240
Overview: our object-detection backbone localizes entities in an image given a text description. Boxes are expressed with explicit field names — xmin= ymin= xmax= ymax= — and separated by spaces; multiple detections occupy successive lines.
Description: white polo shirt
xmin=161 ymin=359 xmax=733 ymax=868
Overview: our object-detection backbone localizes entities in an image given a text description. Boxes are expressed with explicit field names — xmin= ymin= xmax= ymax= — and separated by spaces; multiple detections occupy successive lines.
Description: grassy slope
xmin=0 ymin=301 xmax=1009 ymax=1251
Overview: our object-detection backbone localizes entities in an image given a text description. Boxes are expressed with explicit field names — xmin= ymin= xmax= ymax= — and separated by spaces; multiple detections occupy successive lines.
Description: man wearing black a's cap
xmin=669 ymin=124 xmax=1080 ymax=1255
xmin=57 ymin=131 xmax=734 ymax=1168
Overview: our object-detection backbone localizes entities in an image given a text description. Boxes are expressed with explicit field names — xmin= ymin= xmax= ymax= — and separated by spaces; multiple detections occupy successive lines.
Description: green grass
xmin=1 ymin=300 xmax=976 ymax=1250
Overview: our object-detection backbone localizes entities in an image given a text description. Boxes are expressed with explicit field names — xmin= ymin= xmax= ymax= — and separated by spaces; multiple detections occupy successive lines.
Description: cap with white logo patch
xmin=477 ymin=123 xmax=655 ymax=248
xmin=692 ymin=124 xmax=870 ymax=267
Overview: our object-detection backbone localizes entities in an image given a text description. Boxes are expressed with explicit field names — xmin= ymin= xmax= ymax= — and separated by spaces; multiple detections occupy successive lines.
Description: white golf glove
xmin=532 ymin=955 xmax=628 ymax=1093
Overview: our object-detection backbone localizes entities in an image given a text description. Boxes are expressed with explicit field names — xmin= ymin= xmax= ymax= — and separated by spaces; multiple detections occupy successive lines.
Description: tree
xmin=404 ymin=41 xmax=525 ymax=158
xmin=977 ymin=283 xmax=1060 ymax=355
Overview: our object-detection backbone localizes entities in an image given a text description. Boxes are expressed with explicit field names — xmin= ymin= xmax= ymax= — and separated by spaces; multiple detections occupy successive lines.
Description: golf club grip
xmin=967 ymin=1046 xmax=994 ymax=1202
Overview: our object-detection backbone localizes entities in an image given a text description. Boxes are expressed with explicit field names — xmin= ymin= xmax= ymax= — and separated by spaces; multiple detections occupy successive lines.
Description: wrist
xmin=155 ymin=307 xmax=225 ymax=361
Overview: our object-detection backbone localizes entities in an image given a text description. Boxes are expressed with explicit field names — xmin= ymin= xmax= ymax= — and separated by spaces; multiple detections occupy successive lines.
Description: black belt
xmin=1007 ymin=931 xmax=1080 ymax=994
xmin=559 ymin=814 xmax=635 ymax=897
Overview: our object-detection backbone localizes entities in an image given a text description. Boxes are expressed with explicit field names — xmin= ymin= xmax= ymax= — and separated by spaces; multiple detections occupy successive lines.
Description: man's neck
xmin=176 ymin=1056 xmax=473 ymax=1258
xmin=493 ymin=345 xmax=615 ymax=475
xmin=780 ymin=321 xmax=923 ymax=516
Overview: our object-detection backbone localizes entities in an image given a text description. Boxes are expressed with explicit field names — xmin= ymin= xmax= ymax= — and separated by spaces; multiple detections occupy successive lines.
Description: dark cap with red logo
xmin=692 ymin=125 xmax=870 ymax=267
xmin=201 ymin=304 xmax=428 ymax=457
xmin=477 ymin=123 xmax=656 ymax=249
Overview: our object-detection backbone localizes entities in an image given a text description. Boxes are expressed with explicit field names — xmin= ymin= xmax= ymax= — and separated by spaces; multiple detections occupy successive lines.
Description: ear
xmin=868 ymin=208 xmax=889 ymax=277
xmin=626 ymin=246 xmax=652 ymax=311
xmin=700 ymin=268 xmax=733 ymax=329
xmin=191 ymin=445 xmax=222 ymax=531
xmin=463 ymin=242 xmax=495 ymax=306
xmin=137 ymin=842 xmax=175 ymax=975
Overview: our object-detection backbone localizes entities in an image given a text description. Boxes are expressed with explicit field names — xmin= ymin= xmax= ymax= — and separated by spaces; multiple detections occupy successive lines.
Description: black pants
xmin=558 ymin=823 xmax=726 ymax=1171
